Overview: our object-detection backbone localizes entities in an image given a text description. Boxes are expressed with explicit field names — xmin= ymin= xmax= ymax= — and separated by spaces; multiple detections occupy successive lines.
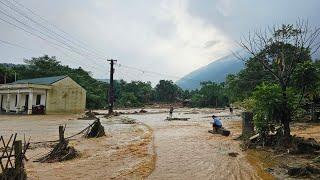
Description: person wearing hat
xmin=210 ymin=115 xmax=222 ymax=132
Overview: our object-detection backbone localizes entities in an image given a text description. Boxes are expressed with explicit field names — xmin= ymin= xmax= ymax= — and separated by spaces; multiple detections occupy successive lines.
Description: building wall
xmin=0 ymin=92 xmax=46 ymax=112
xmin=46 ymin=77 xmax=86 ymax=114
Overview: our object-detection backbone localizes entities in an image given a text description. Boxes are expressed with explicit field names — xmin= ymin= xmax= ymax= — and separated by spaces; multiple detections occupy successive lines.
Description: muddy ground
xmin=0 ymin=114 xmax=155 ymax=179
xmin=246 ymin=122 xmax=320 ymax=180
xmin=0 ymin=108 xmax=319 ymax=179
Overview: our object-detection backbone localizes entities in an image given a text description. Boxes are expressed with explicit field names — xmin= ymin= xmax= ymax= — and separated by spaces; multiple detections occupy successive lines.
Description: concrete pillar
xmin=6 ymin=90 xmax=10 ymax=113
xmin=27 ymin=91 xmax=33 ymax=115
xmin=242 ymin=111 xmax=254 ymax=136
xmin=16 ymin=91 xmax=21 ymax=113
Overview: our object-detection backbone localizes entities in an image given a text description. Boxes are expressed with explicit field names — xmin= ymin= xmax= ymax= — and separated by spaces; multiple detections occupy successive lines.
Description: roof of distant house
xmin=9 ymin=75 xmax=68 ymax=85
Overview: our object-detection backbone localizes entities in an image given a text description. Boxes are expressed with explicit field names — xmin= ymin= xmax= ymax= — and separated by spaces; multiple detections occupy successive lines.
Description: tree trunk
xmin=281 ymin=85 xmax=291 ymax=142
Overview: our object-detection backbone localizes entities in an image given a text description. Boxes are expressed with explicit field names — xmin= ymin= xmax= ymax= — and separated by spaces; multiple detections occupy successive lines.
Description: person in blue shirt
xmin=210 ymin=115 xmax=222 ymax=132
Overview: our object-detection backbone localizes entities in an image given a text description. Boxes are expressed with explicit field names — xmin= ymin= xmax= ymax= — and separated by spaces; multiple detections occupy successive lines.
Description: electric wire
xmin=10 ymin=0 xmax=106 ymax=58
xmin=0 ymin=4 xmax=102 ymax=63
xmin=0 ymin=38 xmax=107 ymax=74
xmin=1 ymin=0 xmax=105 ymax=63
xmin=0 ymin=1 xmax=204 ymax=84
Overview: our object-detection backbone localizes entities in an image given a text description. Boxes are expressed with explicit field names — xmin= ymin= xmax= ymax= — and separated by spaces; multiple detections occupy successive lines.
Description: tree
xmin=0 ymin=64 xmax=15 ymax=84
xmin=191 ymin=81 xmax=228 ymax=107
xmin=238 ymin=20 xmax=320 ymax=141
xmin=293 ymin=61 xmax=320 ymax=103
xmin=154 ymin=80 xmax=182 ymax=102
xmin=225 ymin=57 xmax=273 ymax=102
xmin=117 ymin=92 xmax=141 ymax=107
xmin=251 ymin=83 xmax=295 ymax=141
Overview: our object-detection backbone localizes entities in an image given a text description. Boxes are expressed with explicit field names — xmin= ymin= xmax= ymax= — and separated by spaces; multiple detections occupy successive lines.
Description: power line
xmin=0 ymin=9 xmax=107 ymax=73
xmin=0 ymin=4 xmax=102 ymax=62
xmin=9 ymin=0 xmax=106 ymax=59
xmin=0 ymin=38 xmax=107 ymax=73
xmin=1 ymin=0 xmax=105 ymax=63
xmin=117 ymin=63 xmax=203 ymax=83
xmin=1 ymin=1 xmax=201 ymax=84
xmin=0 ymin=8 xmax=75 ymax=54
xmin=0 ymin=39 xmax=42 ymax=53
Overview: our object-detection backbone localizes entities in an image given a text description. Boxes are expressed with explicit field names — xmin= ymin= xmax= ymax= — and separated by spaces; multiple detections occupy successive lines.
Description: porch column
xmin=16 ymin=91 xmax=21 ymax=114
xmin=6 ymin=90 xmax=10 ymax=113
xmin=27 ymin=90 xmax=33 ymax=115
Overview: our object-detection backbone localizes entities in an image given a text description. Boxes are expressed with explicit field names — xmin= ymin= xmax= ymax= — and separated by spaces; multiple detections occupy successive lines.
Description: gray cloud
xmin=0 ymin=0 xmax=319 ymax=84
xmin=204 ymin=40 xmax=220 ymax=48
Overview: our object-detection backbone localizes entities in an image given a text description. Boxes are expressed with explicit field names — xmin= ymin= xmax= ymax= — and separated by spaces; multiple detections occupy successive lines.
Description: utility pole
xmin=107 ymin=59 xmax=117 ymax=114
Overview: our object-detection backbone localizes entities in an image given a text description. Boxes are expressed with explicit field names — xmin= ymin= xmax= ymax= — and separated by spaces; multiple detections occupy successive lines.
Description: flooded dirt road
xmin=0 ymin=114 xmax=155 ymax=179
xmin=0 ymin=108 xmax=268 ymax=179
xmin=127 ymin=109 xmax=262 ymax=180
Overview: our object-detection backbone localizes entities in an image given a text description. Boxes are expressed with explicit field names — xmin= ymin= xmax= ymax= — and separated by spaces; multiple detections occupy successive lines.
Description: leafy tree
xmin=117 ymin=92 xmax=141 ymax=107
xmin=0 ymin=64 xmax=15 ymax=84
xmin=225 ymin=57 xmax=273 ymax=102
xmin=154 ymin=80 xmax=182 ymax=102
xmin=292 ymin=61 xmax=320 ymax=103
xmin=251 ymin=83 xmax=297 ymax=142
xmin=238 ymin=21 xmax=320 ymax=141
xmin=191 ymin=81 xmax=228 ymax=107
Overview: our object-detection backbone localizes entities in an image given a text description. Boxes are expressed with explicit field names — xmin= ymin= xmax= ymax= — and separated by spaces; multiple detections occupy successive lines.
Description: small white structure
xmin=0 ymin=75 xmax=86 ymax=114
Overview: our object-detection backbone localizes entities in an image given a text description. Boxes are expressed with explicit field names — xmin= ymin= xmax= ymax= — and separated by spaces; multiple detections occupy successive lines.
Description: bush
xmin=117 ymin=92 xmax=141 ymax=108
xmin=251 ymin=83 xmax=287 ymax=137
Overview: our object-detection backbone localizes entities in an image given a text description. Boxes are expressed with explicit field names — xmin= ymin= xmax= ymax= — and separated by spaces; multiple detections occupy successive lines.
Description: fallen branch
xmin=165 ymin=117 xmax=190 ymax=121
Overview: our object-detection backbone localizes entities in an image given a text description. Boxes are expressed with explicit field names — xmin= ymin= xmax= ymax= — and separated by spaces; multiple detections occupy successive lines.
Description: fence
xmin=0 ymin=134 xmax=29 ymax=180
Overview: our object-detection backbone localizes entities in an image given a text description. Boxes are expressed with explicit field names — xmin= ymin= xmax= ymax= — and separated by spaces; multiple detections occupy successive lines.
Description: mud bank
xmin=244 ymin=123 xmax=320 ymax=179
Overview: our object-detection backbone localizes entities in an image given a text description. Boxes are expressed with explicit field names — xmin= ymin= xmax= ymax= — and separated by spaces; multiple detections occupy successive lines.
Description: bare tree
xmin=237 ymin=20 xmax=320 ymax=141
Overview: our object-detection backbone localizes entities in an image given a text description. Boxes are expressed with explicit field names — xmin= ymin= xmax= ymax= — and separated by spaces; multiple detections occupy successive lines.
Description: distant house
xmin=0 ymin=75 xmax=86 ymax=114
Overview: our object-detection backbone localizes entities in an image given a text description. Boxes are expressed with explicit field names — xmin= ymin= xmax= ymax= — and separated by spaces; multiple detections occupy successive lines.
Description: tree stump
xmin=242 ymin=112 xmax=254 ymax=136
xmin=36 ymin=126 xmax=78 ymax=163
xmin=86 ymin=119 xmax=105 ymax=138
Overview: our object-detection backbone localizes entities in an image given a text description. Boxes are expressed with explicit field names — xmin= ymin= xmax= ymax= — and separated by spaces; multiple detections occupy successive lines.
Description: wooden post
xmin=242 ymin=112 xmax=254 ymax=136
xmin=14 ymin=140 xmax=22 ymax=179
xmin=59 ymin=125 xmax=64 ymax=143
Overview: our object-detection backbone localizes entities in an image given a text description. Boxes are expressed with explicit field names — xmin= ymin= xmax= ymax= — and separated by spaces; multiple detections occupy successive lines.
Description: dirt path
xmin=128 ymin=110 xmax=261 ymax=180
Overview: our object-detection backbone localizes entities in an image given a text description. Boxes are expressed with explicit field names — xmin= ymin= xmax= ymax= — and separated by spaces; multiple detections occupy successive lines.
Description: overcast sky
xmin=0 ymin=0 xmax=319 ymax=84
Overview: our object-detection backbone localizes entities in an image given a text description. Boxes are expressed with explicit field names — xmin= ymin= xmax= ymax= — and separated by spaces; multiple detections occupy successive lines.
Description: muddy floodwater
xmin=0 ymin=108 xmax=264 ymax=179
xmin=126 ymin=108 xmax=261 ymax=180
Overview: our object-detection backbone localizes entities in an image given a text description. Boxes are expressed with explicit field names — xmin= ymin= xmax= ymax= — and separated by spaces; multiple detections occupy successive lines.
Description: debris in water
xmin=139 ymin=109 xmax=147 ymax=113
xmin=208 ymin=128 xmax=231 ymax=136
xmin=86 ymin=119 xmax=105 ymax=138
xmin=165 ymin=117 xmax=190 ymax=121
xmin=228 ymin=152 xmax=239 ymax=157
xmin=35 ymin=140 xmax=78 ymax=163
xmin=121 ymin=118 xmax=136 ymax=124
xmin=287 ymin=165 xmax=320 ymax=177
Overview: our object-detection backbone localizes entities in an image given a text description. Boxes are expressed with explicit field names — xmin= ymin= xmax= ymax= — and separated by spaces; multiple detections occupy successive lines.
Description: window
xmin=36 ymin=95 xmax=41 ymax=105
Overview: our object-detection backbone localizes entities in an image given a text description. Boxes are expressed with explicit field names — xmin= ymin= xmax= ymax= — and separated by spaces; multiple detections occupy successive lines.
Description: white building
xmin=0 ymin=75 xmax=86 ymax=114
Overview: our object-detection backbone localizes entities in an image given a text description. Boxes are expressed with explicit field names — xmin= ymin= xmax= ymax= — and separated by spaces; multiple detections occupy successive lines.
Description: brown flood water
xmin=127 ymin=109 xmax=262 ymax=180
xmin=0 ymin=114 xmax=155 ymax=179
xmin=0 ymin=108 xmax=267 ymax=179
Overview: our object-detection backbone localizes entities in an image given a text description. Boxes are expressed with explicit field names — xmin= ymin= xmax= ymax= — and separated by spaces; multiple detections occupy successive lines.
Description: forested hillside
xmin=176 ymin=53 xmax=246 ymax=90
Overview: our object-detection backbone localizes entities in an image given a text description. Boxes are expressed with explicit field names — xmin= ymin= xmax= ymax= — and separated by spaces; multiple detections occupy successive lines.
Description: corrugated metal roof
xmin=9 ymin=75 xmax=67 ymax=85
